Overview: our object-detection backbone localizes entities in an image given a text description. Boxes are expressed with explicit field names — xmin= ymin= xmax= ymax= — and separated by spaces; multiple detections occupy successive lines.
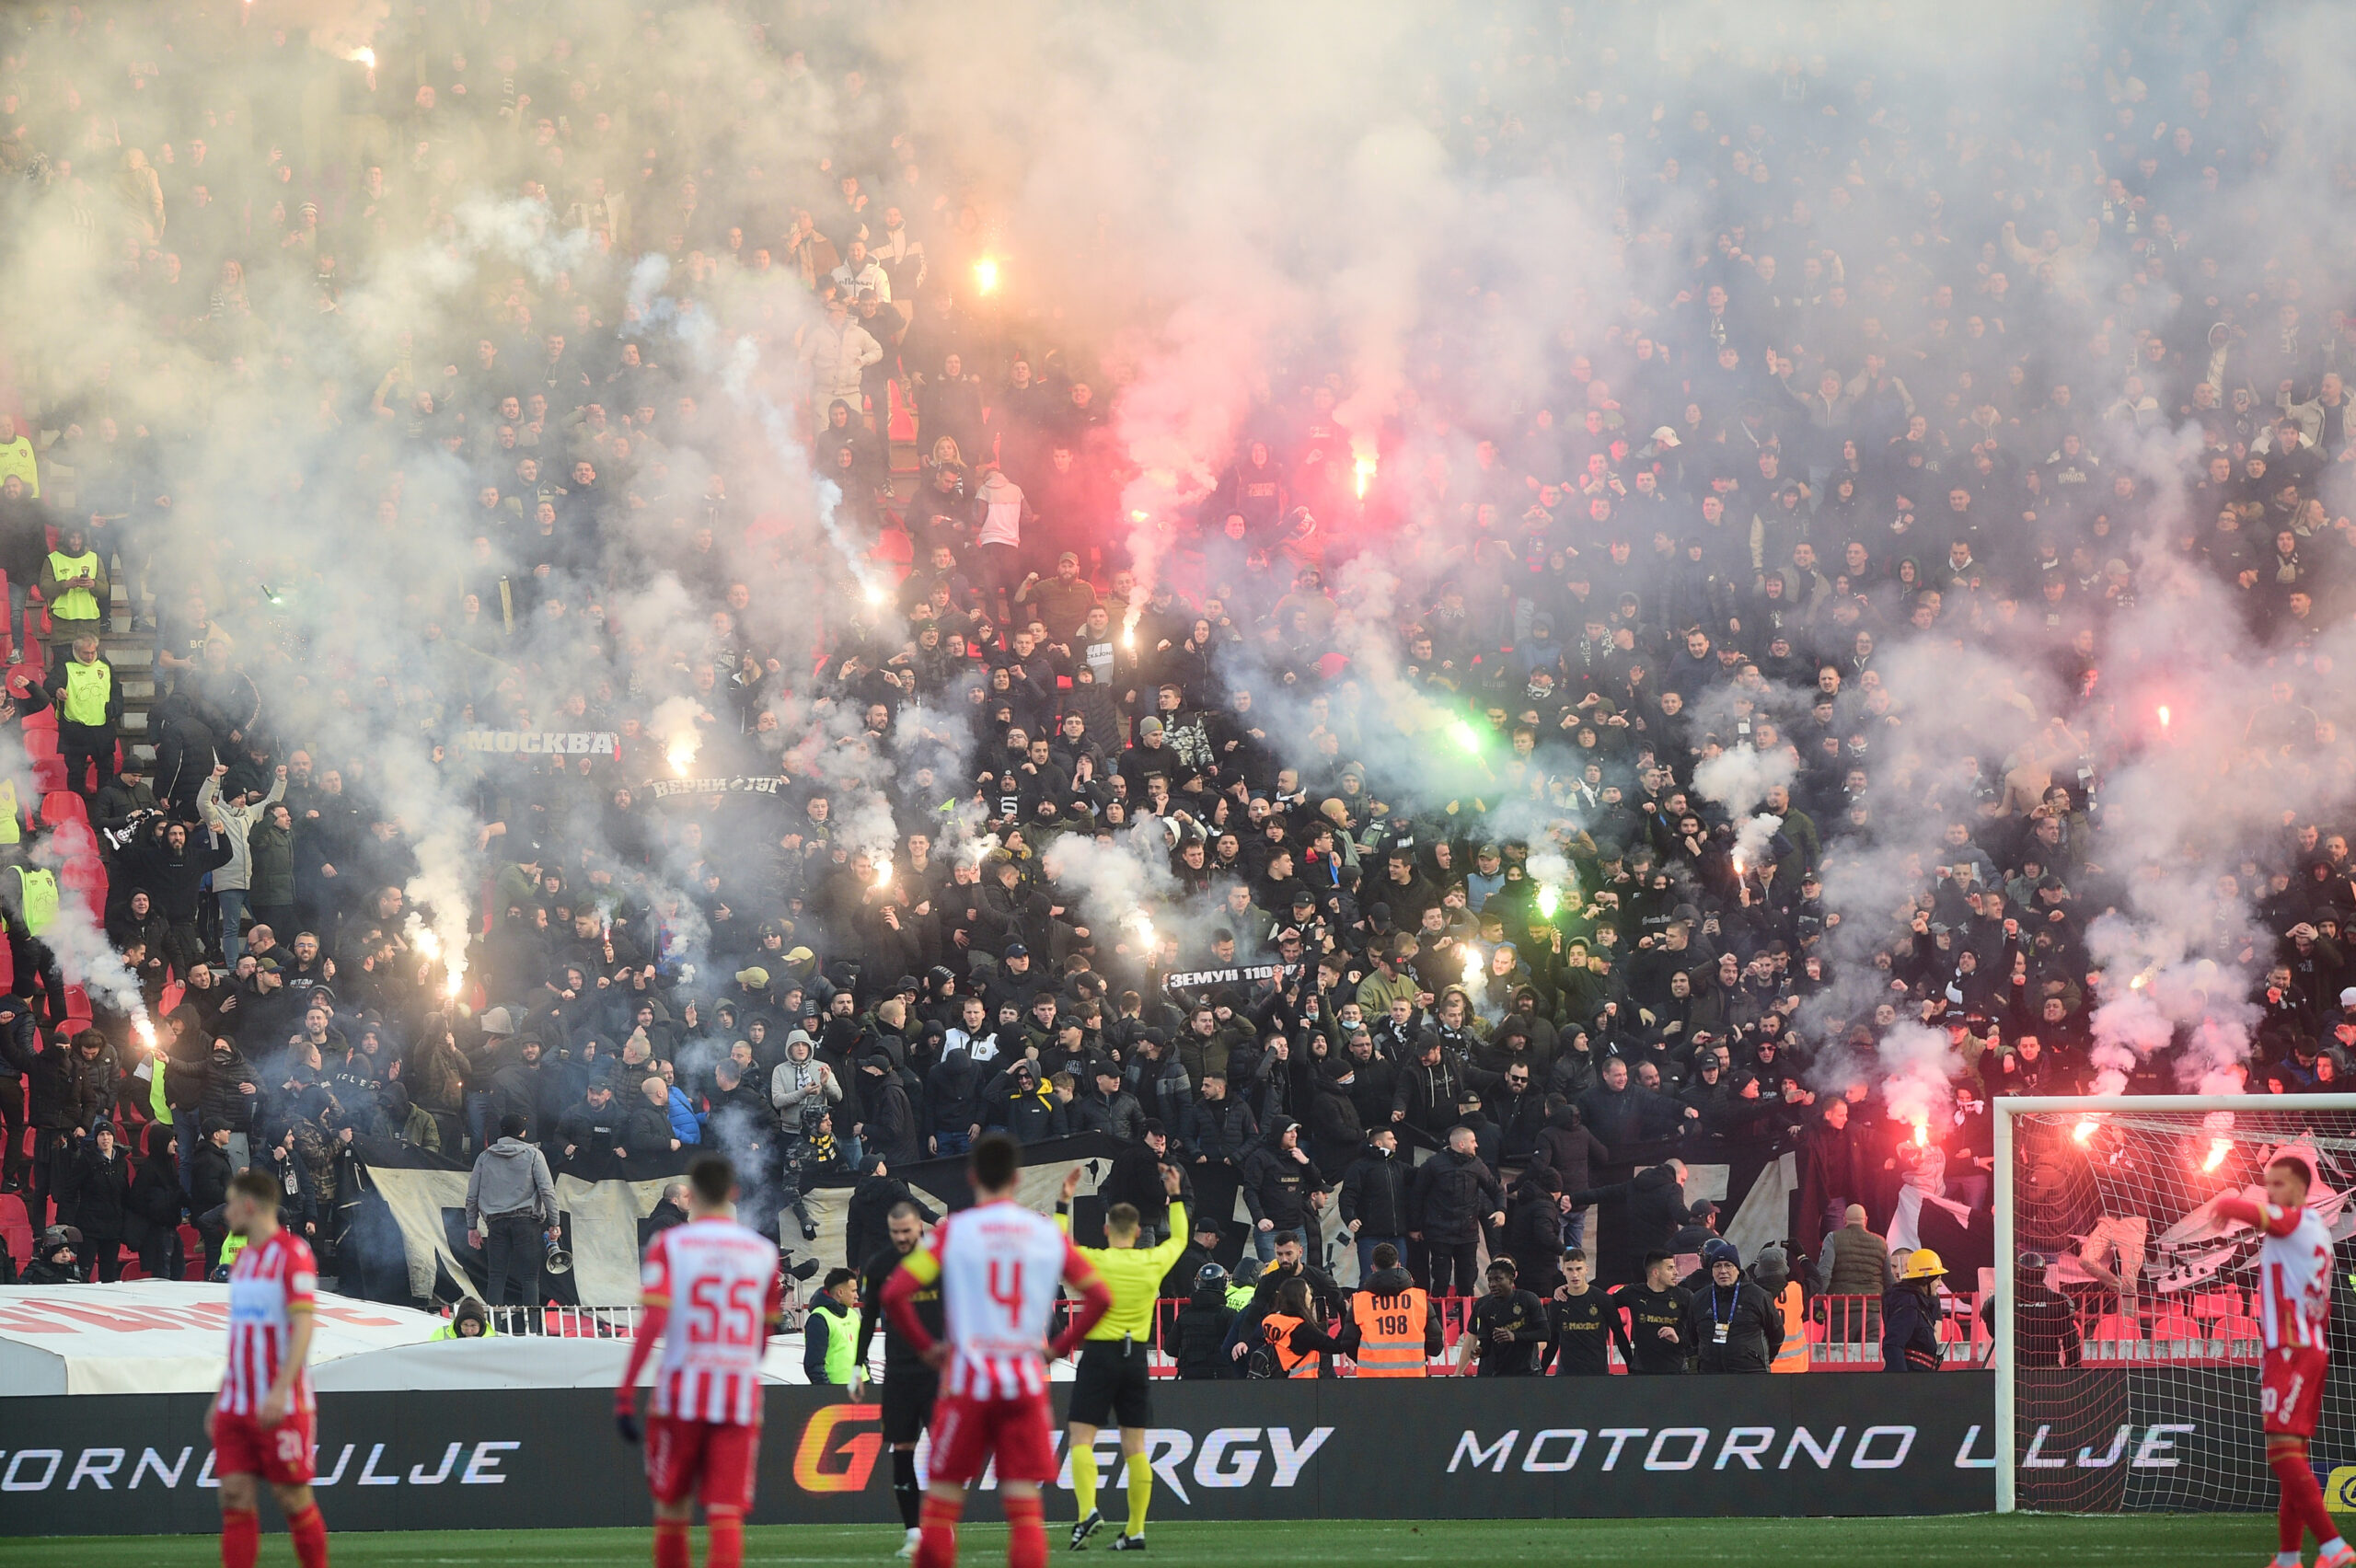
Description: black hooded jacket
xmin=1239 ymin=1120 xmax=1324 ymax=1232
xmin=1337 ymin=1140 xmax=1412 ymax=1234
xmin=1409 ymin=1145 xmax=1504 ymax=1245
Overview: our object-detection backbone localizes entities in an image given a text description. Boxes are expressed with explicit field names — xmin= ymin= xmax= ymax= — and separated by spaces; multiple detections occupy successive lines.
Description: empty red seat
xmin=40 ymin=791 xmax=86 ymax=828
xmin=29 ymin=755 xmax=65 ymax=793
xmin=60 ymin=855 xmax=105 ymax=919
xmin=23 ymin=728 xmax=55 ymax=761
xmin=0 ymin=1192 xmax=29 ymax=1273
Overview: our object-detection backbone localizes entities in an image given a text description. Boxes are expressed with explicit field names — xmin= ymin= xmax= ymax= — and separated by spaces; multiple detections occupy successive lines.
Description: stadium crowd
xmin=0 ymin=4 xmax=2348 ymax=1379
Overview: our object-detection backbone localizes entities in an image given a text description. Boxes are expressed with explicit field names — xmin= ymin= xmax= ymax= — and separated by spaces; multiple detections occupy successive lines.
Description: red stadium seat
xmin=22 ymin=728 xmax=55 ymax=761
xmin=61 ymin=855 xmax=105 ymax=920
xmin=2149 ymin=1311 xmax=2200 ymax=1343
xmin=30 ymin=755 xmax=65 ymax=793
xmin=2092 ymin=1313 xmax=2141 ymax=1341
xmin=2218 ymin=1315 xmax=2264 ymax=1346
xmin=2190 ymin=1289 xmax=2243 ymax=1320
xmin=0 ymin=1192 xmax=29 ymax=1274
xmin=40 ymin=790 xmax=86 ymax=828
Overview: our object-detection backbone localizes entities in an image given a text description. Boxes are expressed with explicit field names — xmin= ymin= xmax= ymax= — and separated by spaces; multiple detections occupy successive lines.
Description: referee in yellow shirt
xmin=1057 ymin=1160 xmax=1187 ymax=1551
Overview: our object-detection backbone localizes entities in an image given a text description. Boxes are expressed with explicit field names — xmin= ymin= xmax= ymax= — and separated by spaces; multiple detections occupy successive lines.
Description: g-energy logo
xmin=793 ymin=1403 xmax=884 ymax=1493
xmin=788 ymin=1405 xmax=1331 ymax=1505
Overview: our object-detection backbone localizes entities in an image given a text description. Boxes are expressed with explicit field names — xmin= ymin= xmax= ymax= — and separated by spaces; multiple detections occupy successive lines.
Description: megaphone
xmin=543 ymin=1237 xmax=572 ymax=1275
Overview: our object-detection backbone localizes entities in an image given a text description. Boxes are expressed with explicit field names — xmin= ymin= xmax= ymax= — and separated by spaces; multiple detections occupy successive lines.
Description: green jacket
xmin=804 ymin=1298 xmax=858 ymax=1386
xmin=246 ymin=818 xmax=294 ymax=905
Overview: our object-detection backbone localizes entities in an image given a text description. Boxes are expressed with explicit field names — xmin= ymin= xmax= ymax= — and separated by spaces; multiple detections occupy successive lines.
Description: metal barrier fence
xmin=480 ymin=1304 xmax=645 ymax=1338
xmin=1134 ymin=1289 xmax=1995 ymax=1375
xmin=459 ymin=1287 xmax=2244 ymax=1369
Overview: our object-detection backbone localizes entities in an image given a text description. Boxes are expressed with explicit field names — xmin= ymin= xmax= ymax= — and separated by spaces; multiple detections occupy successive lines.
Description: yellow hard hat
xmin=1900 ymin=1248 xmax=1947 ymax=1281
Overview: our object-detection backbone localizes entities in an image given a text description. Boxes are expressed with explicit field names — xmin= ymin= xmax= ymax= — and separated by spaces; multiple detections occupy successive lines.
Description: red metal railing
xmin=1135 ymin=1291 xmax=1997 ymax=1376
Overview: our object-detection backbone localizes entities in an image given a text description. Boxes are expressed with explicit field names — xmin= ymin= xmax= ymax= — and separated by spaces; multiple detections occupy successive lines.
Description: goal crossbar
xmin=1992 ymin=1093 xmax=2356 ymax=1513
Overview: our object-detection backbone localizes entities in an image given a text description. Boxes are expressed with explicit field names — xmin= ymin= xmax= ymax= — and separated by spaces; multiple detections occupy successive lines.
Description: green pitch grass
xmin=0 ymin=1515 xmax=2316 ymax=1566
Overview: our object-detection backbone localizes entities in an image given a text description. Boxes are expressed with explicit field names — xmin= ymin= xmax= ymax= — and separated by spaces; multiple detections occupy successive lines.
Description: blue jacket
xmin=1881 ymin=1280 xmax=1945 ymax=1372
xmin=666 ymin=1086 xmax=706 ymax=1147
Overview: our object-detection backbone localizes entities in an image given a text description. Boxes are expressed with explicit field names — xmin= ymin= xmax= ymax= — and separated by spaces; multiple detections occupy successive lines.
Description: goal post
xmin=1993 ymin=1094 xmax=2356 ymax=1514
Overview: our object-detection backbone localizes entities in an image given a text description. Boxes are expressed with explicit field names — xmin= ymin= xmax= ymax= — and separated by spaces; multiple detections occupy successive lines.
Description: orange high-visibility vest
xmin=1262 ymin=1313 xmax=1318 ymax=1377
xmin=1350 ymin=1288 xmax=1430 ymax=1377
xmin=1771 ymin=1282 xmax=1808 ymax=1373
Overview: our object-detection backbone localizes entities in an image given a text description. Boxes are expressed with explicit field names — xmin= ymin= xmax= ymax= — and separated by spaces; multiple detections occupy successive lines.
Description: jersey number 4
xmin=687 ymin=1275 xmax=764 ymax=1346
xmin=987 ymin=1260 xmax=1027 ymax=1323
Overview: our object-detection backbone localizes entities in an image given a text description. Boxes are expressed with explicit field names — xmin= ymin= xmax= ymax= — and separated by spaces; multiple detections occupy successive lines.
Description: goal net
xmin=1994 ymin=1095 xmax=2356 ymax=1514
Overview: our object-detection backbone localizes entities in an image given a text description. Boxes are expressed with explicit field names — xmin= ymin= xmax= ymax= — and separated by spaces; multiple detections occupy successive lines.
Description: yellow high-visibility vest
xmin=8 ymin=866 xmax=57 ymax=935
xmin=61 ymin=657 xmax=110 ymax=727
xmin=46 ymin=551 xmax=99 ymax=622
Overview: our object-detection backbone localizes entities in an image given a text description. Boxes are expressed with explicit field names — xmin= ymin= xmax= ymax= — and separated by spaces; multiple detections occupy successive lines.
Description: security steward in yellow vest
xmin=1057 ymin=1162 xmax=1190 ymax=1551
xmin=0 ymin=671 xmax=47 ymax=845
xmin=38 ymin=524 xmax=107 ymax=655
xmin=43 ymin=633 xmax=121 ymax=797
xmin=1347 ymin=1240 xmax=1441 ymax=1377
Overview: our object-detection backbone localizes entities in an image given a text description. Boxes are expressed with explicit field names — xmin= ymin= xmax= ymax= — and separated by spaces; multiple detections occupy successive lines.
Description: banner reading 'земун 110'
xmin=0 ymin=1377 xmax=2006 ymax=1535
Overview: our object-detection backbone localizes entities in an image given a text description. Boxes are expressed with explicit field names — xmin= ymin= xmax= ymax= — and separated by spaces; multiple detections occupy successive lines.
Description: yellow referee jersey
xmin=1060 ymin=1201 xmax=1189 ymax=1341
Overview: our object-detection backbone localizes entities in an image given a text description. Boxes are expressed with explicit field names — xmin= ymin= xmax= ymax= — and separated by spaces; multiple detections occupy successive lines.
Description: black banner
xmin=0 ymin=1376 xmax=1993 ymax=1535
xmin=1163 ymin=963 xmax=1302 ymax=1002
xmin=2017 ymin=1364 xmax=2356 ymax=1513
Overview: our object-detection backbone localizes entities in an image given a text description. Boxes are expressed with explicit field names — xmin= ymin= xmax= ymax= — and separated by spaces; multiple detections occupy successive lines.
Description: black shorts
xmin=880 ymin=1366 xmax=940 ymax=1445
xmin=1068 ymin=1340 xmax=1152 ymax=1430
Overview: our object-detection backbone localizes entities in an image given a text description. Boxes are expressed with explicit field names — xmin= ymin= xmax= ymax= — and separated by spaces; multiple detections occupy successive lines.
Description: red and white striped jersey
xmin=925 ymin=1200 xmax=1091 ymax=1400
xmin=2253 ymin=1202 xmax=2334 ymax=1352
xmin=218 ymin=1229 xmax=318 ymax=1417
xmin=640 ymin=1216 xmax=783 ymax=1425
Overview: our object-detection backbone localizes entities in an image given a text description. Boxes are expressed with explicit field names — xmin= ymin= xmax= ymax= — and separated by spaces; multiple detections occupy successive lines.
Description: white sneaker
xmin=897 ymin=1527 xmax=922 ymax=1560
